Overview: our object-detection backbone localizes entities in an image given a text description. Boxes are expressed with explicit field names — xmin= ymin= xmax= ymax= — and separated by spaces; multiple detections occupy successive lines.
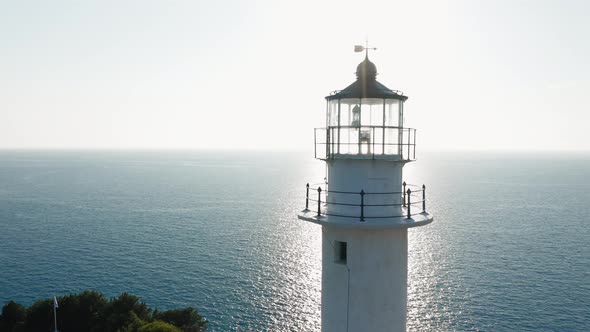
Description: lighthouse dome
xmin=356 ymin=56 xmax=377 ymax=80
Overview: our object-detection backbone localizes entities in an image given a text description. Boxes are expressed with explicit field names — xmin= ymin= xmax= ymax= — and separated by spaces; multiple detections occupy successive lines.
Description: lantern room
xmin=316 ymin=56 xmax=416 ymax=160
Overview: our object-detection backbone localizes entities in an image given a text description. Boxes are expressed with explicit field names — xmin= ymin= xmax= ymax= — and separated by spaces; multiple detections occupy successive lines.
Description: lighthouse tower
xmin=298 ymin=47 xmax=433 ymax=332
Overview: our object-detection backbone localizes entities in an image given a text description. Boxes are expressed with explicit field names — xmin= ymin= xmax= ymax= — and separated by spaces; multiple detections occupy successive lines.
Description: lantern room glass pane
xmin=359 ymin=98 xmax=382 ymax=126
xmin=371 ymin=102 xmax=382 ymax=126
xmin=384 ymin=127 xmax=400 ymax=155
xmin=385 ymin=100 xmax=401 ymax=127
xmin=340 ymin=103 xmax=350 ymax=126
xmin=339 ymin=98 xmax=360 ymax=127
xmin=328 ymin=100 xmax=339 ymax=126
xmin=329 ymin=99 xmax=402 ymax=127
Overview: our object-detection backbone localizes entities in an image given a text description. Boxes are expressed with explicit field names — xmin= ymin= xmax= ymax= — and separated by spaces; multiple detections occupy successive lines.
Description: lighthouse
xmin=298 ymin=46 xmax=433 ymax=332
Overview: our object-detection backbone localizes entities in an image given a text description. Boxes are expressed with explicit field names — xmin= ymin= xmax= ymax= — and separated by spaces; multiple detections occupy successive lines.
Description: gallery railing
xmin=314 ymin=126 xmax=416 ymax=161
xmin=303 ymin=182 xmax=427 ymax=221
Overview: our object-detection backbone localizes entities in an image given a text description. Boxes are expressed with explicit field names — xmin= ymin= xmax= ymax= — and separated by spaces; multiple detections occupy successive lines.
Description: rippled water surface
xmin=0 ymin=150 xmax=588 ymax=331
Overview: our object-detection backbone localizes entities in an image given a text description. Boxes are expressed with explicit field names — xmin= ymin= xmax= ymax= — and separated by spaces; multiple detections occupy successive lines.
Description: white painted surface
xmin=297 ymin=209 xmax=433 ymax=229
xmin=327 ymin=159 xmax=404 ymax=222
xmin=322 ymin=226 xmax=408 ymax=332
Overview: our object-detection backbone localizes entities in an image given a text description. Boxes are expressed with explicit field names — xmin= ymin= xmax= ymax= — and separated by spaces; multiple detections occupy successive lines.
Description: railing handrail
xmin=310 ymin=182 xmax=424 ymax=196
xmin=328 ymin=89 xmax=405 ymax=96
xmin=320 ymin=125 xmax=417 ymax=130
xmin=313 ymin=126 xmax=418 ymax=161
xmin=304 ymin=182 xmax=428 ymax=220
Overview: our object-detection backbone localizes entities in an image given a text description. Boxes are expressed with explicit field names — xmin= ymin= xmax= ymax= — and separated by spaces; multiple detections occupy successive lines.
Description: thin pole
xmin=314 ymin=129 xmax=317 ymax=159
xmin=332 ymin=128 xmax=335 ymax=158
xmin=402 ymin=182 xmax=406 ymax=207
xmin=337 ymin=100 xmax=341 ymax=155
xmin=371 ymin=127 xmax=375 ymax=158
xmin=305 ymin=183 xmax=310 ymax=210
xmin=54 ymin=302 xmax=58 ymax=332
xmin=326 ymin=127 xmax=330 ymax=159
xmin=317 ymin=187 xmax=322 ymax=217
xmin=358 ymin=99 xmax=361 ymax=154
xmin=413 ymin=129 xmax=417 ymax=160
xmin=325 ymin=101 xmax=329 ymax=158
xmin=406 ymin=189 xmax=412 ymax=219
xmin=407 ymin=129 xmax=411 ymax=160
xmin=399 ymin=102 xmax=404 ymax=155
xmin=382 ymin=99 xmax=385 ymax=155
xmin=422 ymin=184 xmax=426 ymax=213
xmin=360 ymin=190 xmax=365 ymax=222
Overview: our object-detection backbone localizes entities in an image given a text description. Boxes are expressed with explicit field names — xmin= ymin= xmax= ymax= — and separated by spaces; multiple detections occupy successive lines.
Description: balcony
xmin=298 ymin=182 xmax=433 ymax=229
xmin=314 ymin=126 xmax=416 ymax=161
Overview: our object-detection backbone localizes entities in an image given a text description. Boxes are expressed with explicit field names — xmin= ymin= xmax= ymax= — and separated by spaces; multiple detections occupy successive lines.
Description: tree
xmin=153 ymin=308 xmax=208 ymax=332
xmin=118 ymin=311 xmax=146 ymax=332
xmin=0 ymin=301 xmax=26 ymax=332
xmin=102 ymin=293 xmax=151 ymax=332
xmin=23 ymin=299 xmax=53 ymax=332
xmin=1 ymin=292 xmax=206 ymax=332
xmin=52 ymin=291 xmax=108 ymax=332
xmin=138 ymin=321 xmax=182 ymax=332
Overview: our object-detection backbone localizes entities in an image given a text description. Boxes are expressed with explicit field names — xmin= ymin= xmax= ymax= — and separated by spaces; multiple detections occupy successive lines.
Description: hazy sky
xmin=1 ymin=0 xmax=589 ymax=150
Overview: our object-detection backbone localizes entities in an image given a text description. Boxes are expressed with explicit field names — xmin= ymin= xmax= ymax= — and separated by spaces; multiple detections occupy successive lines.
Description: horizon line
xmin=0 ymin=147 xmax=589 ymax=153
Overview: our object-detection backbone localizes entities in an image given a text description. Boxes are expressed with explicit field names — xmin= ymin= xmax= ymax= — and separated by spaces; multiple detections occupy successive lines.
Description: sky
xmin=1 ymin=0 xmax=589 ymax=151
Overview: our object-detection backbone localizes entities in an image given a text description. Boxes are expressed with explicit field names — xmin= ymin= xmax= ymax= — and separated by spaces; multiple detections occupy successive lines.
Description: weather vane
xmin=354 ymin=38 xmax=377 ymax=57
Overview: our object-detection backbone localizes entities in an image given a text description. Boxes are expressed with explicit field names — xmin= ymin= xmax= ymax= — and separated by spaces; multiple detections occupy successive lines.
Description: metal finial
xmin=354 ymin=38 xmax=377 ymax=58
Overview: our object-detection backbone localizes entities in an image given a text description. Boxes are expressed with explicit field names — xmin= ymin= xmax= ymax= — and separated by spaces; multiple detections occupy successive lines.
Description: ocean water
xmin=0 ymin=150 xmax=588 ymax=331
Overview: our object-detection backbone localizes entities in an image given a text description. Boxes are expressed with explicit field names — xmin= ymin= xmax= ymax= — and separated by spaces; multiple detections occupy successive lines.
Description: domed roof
xmin=326 ymin=56 xmax=407 ymax=101
xmin=356 ymin=56 xmax=377 ymax=80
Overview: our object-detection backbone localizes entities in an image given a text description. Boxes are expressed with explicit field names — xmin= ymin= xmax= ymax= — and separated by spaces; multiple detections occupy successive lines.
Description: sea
xmin=0 ymin=150 xmax=588 ymax=331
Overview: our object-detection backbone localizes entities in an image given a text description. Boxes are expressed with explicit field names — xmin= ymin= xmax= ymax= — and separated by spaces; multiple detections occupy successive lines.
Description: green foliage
xmin=1 ymin=291 xmax=206 ymax=332
xmin=56 ymin=290 xmax=108 ymax=332
xmin=117 ymin=311 xmax=146 ymax=332
xmin=138 ymin=321 xmax=182 ymax=332
xmin=154 ymin=308 xmax=208 ymax=332
xmin=0 ymin=301 xmax=26 ymax=332
xmin=103 ymin=293 xmax=151 ymax=332
xmin=23 ymin=299 xmax=53 ymax=332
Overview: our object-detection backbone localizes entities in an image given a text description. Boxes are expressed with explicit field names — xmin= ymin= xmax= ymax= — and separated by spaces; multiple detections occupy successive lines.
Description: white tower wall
xmin=321 ymin=159 xmax=408 ymax=332
xmin=326 ymin=160 xmax=404 ymax=220
xmin=322 ymin=226 xmax=408 ymax=332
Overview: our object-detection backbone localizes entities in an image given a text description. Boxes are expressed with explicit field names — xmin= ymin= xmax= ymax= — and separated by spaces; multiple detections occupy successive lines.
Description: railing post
xmin=326 ymin=128 xmax=330 ymax=159
xmin=407 ymin=129 xmax=411 ymax=160
xmin=372 ymin=127 xmax=375 ymax=158
xmin=305 ymin=183 xmax=310 ymax=210
xmin=317 ymin=187 xmax=322 ymax=216
xmin=382 ymin=107 xmax=386 ymax=155
xmin=314 ymin=130 xmax=317 ymax=159
xmin=422 ymin=184 xmax=426 ymax=213
xmin=360 ymin=190 xmax=365 ymax=222
xmin=406 ymin=188 xmax=412 ymax=219
xmin=413 ymin=129 xmax=417 ymax=160
xmin=402 ymin=181 xmax=407 ymax=207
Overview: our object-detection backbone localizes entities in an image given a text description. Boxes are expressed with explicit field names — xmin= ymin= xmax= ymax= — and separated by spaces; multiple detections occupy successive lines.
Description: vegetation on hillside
xmin=0 ymin=291 xmax=207 ymax=332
